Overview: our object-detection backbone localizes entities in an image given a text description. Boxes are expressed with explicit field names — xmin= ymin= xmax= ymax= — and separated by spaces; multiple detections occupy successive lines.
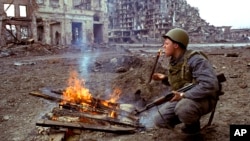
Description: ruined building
xmin=0 ymin=0 xmax=35 ymax=46
xmin=0 ymin=0 xmax=108 ymax=46
xmin=0 ymin=0 xmax=248 ymax=47
xmin=107 ymin=0 xmax=225 ymax=43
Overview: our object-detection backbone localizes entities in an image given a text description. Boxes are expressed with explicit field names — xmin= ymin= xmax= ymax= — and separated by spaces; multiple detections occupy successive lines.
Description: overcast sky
xmin=186 ymin=0 xmax=250 ymax=29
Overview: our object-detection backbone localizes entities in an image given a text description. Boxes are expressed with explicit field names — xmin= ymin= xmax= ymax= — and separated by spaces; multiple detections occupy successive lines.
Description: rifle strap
xmin=157 ymin=106 xmax=172 ymax=129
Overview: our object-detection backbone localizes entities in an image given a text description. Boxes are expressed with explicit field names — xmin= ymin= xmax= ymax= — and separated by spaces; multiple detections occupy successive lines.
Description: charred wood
xmin=36 ymin=119 xmax=137 ymax=133
xmin=29 ymin=91 xmax=61 ymax=102
xmin=59 ymin=102 xmax=139 ymax=121
xmin=52 ymin=107 xmax=141 ymax=128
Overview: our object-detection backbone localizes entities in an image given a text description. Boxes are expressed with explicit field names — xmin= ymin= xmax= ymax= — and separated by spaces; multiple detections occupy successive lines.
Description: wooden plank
xmin=59 ymin=103 xmax=139 ymax=121
xmin=52 ymin=107 xmax=140 ymax=128
xmin=29 ymin=91 xmax=61 ymax=102
xmin=36 ymin=119 xmax=137 ymax=133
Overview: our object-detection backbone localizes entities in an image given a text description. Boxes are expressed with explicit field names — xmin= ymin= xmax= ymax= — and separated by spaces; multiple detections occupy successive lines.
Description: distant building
xmin=0 ymin=0 xmax=249 ymax=47
xmin=230 ymin=28 xmax=250 ymax=42
xmin=107 ymin=0 xmax=222 ymax=43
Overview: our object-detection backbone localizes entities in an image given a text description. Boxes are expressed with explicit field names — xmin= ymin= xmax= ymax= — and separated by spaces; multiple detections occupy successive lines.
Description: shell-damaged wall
xmin=36 ymin=0 xmax=108 ymax=45
xmin=107 ymin=0 xmax=250 ymax=43
xmin=0 ymin=0 xmax=108 ymax=46
xmin=0 ymin=0 xmax=36 ymax=46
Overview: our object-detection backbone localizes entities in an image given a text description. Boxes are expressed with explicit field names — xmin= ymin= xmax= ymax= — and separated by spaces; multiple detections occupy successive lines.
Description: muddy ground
xmin=0 ymin=43 xmax=249 ymax=141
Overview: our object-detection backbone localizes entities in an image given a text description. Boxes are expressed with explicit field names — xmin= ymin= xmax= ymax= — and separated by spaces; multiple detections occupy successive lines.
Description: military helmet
xmin=162 ymin=28 xmax=189 ymax=48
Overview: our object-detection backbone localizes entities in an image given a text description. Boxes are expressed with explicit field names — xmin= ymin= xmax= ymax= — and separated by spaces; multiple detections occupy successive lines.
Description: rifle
xmin=135 ymin=83 xmax=194 ymax=115
xmin=135 ymin=73 xmax=226 ymax=115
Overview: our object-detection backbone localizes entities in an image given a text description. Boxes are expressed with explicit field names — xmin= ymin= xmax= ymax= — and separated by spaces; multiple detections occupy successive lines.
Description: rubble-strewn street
xmin=0 ymin=43 xmax=249 ymax=141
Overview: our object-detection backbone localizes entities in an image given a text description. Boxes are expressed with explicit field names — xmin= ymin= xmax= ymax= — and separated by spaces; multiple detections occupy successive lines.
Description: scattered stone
xmin=110 ymin=58 xmax=118 ymax=64
xmin=229 ymin=74 xmax=238 ymax=78
xmin=37 ymin=127 xmax=50 ymax=135
xmin=115 ymin=67 xmax=128 ymax=73
xmin=0 ymin=51 xmax=11 ymax=58
xmin=239 ymin=83 xmax=248 ymax=89
xmin=14 ymin=61 xmax=36 ymax=66
xmin=3 ymin=115 xmax=10 ymax=121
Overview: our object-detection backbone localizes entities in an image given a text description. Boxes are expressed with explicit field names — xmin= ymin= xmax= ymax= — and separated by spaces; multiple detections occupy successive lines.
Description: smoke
xmin=78 ymin=51 xmax=99 ymax=80
xmin=139 ymin=107 xmax=158 ymax=129
xmin=77 ymin=50 xmax=114 ymax=98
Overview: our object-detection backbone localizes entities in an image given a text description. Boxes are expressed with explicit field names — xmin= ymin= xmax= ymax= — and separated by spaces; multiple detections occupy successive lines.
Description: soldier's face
xmin=163 ymin=38 xmax=177 ymax=57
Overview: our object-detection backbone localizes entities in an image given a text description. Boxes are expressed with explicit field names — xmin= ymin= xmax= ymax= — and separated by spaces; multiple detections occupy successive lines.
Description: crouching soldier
xmin=152 ymin=28 xmax=219 ymax=135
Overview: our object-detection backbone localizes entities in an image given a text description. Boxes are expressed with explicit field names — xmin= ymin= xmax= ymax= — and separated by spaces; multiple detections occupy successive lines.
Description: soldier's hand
xmin=170 ymin=91 xmax=183 ymax=102
xmin=152 ymin=73 xmax=166 ymax=81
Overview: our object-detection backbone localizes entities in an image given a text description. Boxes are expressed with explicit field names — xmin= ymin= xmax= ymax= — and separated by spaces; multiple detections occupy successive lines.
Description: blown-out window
xmin=73 ymin=0 xmax=91 ymax=10
xmin=5 ymin=25 xmax=17 ymax=41
xmin=50 ymin=0 xmax=59 ymax=7
xmin=21 ymin=26 xmax=29 ymax=39
xmin=4 ymin=4 xmax=15 ymax=17
xmin=19 ymin=5 xmax=27 ymax=17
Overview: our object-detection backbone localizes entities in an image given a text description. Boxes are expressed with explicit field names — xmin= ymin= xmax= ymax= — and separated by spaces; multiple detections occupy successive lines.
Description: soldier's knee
xmin=175 ymin=99 xmax=200 ymax=123
xmin=175 ymin=99 xmax=193 ymax=114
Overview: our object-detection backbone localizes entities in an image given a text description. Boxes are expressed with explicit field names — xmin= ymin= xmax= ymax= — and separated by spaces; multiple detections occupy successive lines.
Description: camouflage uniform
xmin=154 ymin=50 xmax=219 ymax=130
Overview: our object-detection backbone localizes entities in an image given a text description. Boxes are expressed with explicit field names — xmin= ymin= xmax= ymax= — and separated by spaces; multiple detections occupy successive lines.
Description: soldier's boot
xmin=181 ymin=121 xmax=201 ymax=135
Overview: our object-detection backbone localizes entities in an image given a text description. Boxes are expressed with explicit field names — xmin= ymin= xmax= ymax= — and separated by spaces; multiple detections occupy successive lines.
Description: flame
xmin=62 ymin=70 xmax=92 ymax=105
xmin=110 ymin=110 xmax=117 ymax=118
xmin=61 ymin=70 xmax=122 ymax=119
xmin=51 ymin=116 xmax=58 ymax=121
xmin=109 ymin=88 xmax=122 ymax=103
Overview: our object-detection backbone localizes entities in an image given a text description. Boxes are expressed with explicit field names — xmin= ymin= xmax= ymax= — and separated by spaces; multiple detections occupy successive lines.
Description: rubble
xmin=1 ymin=0 xmax=249 ymax=48
xmin=0 ymin=0 xmax=108 ymax=47
xmin=107 ymin=0 xmax=250 ymax=43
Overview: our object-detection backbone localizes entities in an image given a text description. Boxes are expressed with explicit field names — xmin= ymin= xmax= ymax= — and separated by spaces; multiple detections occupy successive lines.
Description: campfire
xmin=30 ymin=70 xmax=142 ymax=138
xmin=59 ymin=71 xmax=122 ymax=119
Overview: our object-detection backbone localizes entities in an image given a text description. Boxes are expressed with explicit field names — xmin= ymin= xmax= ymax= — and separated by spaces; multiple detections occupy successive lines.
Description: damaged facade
xmin=107 ymin=0 xmax=222 ymax=43
xmin=107 ymin=0 xmax=249 ymax=43
xmin=0 ymin=0 xmax=249 ymax=47
xmin=0 ymin=0 xmax=108 ymax=46
xmin=0 ymin=0 xmax=36 ymax=46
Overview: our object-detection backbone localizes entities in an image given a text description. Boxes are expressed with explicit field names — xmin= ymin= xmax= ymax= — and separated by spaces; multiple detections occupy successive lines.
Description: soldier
xmin=152 ymin=28 xmax=219 ymax=135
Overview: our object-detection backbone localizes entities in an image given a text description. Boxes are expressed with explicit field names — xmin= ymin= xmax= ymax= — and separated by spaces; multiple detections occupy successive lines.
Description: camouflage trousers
xmin=153 ymin=98 xmax=216 ymax=128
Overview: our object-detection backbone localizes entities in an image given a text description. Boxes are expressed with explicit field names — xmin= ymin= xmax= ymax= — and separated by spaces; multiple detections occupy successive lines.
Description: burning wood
xmin=29 ymin=91 xmax=138 ymax=121
xmin=32 ymin=70 xmax=143 ymax=134
xmin=43 ymin=107 xmax=140 ymax=129
xmin=59 ymin=102 xmax=138 ymax=119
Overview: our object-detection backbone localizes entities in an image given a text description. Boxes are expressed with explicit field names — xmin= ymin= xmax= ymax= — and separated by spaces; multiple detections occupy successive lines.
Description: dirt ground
xmin=0 ymin=43 xmax=249 ymax=141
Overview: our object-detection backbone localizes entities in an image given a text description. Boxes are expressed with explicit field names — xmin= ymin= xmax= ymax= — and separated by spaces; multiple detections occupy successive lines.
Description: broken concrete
xmin=107 ymin=0 xmax=250 ymax=43
xmin=0 ymin=0 xmax=249 ymax=47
